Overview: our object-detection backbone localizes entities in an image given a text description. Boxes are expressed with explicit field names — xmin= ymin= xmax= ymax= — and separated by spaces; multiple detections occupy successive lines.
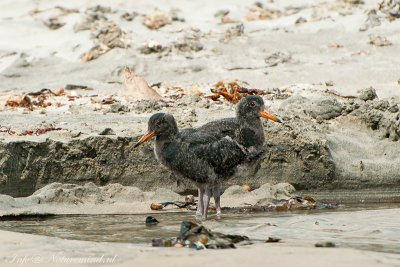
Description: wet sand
xmin=1 ymin=208 xmax=400 ymax=267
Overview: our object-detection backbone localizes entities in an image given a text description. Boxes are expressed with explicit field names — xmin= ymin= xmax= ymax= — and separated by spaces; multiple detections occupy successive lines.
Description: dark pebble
xmin=315 ymin=241 xmax=336 ymax=247
xmin=146 ymin=216 xmax=159 ymax=226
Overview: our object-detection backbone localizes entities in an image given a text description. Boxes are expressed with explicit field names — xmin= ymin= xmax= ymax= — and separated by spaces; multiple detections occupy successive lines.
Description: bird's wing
xmin=180 ymin=128 xmax=219 ymax=144
xmin=196 ymin=118 xmax=238 ymax=139
xmin=161 ymin=141 xmax=215 ymax=184
xmin=189 ymin=135 xmax=246 ymax=175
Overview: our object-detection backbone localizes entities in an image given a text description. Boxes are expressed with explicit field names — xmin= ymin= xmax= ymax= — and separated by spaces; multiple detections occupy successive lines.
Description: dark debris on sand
xmin=152 ymin=221 xmax=249 ymax=249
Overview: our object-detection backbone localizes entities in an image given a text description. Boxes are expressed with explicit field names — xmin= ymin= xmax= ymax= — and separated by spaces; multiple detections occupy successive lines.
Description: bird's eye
xmin=249 ymin=102 xmax=256 ymax=107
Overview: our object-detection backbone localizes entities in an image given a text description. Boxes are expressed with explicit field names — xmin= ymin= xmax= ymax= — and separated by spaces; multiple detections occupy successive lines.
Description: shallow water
xmin=0 ymin=203 xmax=399 ymax=254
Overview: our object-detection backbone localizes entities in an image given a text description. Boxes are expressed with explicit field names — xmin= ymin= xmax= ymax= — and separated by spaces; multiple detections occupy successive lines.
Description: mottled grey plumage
xmin=181 ymin=96 xmax=281 ymax=219
xmin=186 ymin=95 xmax=273 ymax=159
xmin=142 ymin=113 xmax=246 ymax=220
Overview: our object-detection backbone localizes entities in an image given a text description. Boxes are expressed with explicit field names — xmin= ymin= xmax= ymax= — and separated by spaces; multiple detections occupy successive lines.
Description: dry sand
xmin=0 ymin=228 xmax=399 ymax=267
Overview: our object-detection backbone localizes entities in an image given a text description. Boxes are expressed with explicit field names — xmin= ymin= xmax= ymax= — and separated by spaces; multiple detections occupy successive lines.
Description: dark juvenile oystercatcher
xmin=134 ymin=113 xmax=246 ymax=220
xmin=190 ymin=95 xmax=282 ymax=158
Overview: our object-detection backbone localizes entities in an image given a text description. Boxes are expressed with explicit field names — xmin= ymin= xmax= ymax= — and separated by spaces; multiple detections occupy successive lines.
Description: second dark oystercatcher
xmin=193 ymin=95 xmax=282 ymax=158
xmin=134 ymin=113 xmax=246 ymax=220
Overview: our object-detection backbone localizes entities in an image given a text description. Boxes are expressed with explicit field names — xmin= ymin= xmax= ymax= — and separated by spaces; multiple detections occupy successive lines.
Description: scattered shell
xmin=242 ymin=184 xmax=252 ymax=192
xmin=246 ymin=3 xmax=282 ymax=21
xmin=379 ymin=0 xmax=400 ymax=20
xmin=121 ymin=11 xmax=138 ymax=21
xmin=140 ymin=40 xmax=167 ymax=54
xmin=185 ymin=195 xmax=195 ymax=203
xmin=188 ymin=87 xmax=204 ymax=97
xmin=368 ymin=35 xmax=392 ymax=46
xmin=198 ymin=234 xmax=209 ymax=245
xmin=150 ymin=202 xmax=164 ymax=210
xmin=328 ymin=43 xmax=344 ymax=48
xmin=81 ymin=21 xmax=127 ymax=62
xmin=143 ymin=10 xmax=172 ymax=30
xmin=304 ymin=195 xmax=316 ymax=203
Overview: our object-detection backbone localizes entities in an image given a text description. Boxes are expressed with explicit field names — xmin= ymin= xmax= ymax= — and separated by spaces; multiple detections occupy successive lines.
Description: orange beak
xmin=134 ymin=131 xmax=156 ymax=148
xmin=259 ymin=110 xmax=283 ymax=123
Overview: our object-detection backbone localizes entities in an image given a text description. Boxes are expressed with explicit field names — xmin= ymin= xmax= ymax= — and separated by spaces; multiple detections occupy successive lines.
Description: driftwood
xmin=123 ymin=67 xmax=163 ymax=100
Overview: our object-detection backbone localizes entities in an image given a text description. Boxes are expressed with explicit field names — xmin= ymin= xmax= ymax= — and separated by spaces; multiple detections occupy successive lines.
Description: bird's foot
xmin=216 ymin=211 xmax=221 ymax=220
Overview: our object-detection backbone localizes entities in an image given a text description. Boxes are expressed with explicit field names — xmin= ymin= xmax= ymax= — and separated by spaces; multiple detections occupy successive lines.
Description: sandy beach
xmin=1 ymin=228 xmax=400 ymax=267
xmin=1 ymin=0 xmax=400 ymax=266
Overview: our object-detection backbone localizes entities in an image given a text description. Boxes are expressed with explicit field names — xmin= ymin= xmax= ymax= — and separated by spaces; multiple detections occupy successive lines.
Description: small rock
xmin=264 ymin=51 xmax=291 ymax=67
xmin=43 ymin=17 xmax=66 ymax=30
xmin=99 ymin=128 xmax=116 ymax=135
xmin=146 ymin=216 xmax=160 ymax=226
xmin=359 ymin=9 xmax=381 ymax=31
xmin=223 ymin=23 xmax=244 ymax=41
xmin=109 ymin=103 xmax=129 ymax=113
xmin=369 ymin=35 xmax=392 ymax=46
xmin=325 ymin=80 xmax=334 ymax=86
xmin=315 ymin=241 xmax=336 ymax=248
xmin=71 ymin=130 xmax=82 ymax=138
xmin=152 ymin=238 xmax=172 ymax=247
xmin=65 ymin=84 xmax=92 ymax=90
xmin=214 ymin=9 xmax=230 ymax=18
xmin=143 ymin=10 xmax=172 ymax=30
xmin=121 ymin=11 xmax=138 ymax=21
xmin=359 ymin=87 xmax=377 ymax=101
xmin=295 ymin=17 xmax=307 ymax=24
xmin=388 ymin=104 xmax=399 ymax=113
xmin=306 ymin=98 xmax=343 ymax=121
xmin=266 ymin=237 xmax=281 ymax=243
xmin=140 ymin=40 xmax=168 ymax=54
